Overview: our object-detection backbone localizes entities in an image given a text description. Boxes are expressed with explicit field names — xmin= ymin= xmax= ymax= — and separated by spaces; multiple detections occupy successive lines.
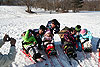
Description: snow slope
xmin=0 ymin=6 xmax=100 ymax=67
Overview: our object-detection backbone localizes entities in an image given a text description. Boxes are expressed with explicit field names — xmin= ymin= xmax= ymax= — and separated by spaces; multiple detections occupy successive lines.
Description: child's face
xmin=71 ymin=30 xmax=76 ymax=35
xmin=29 ymin=33 xmax=32 ymax=37
xmin=39 ymin=29 xmax=43 ymax=34
xmin=51 ymin=23 xmax=56 ymax=28
xmin=46 ymin=33 xmax=50 ymax=37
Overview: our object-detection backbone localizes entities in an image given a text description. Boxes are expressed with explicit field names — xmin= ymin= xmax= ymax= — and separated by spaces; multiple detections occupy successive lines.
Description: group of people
xmin=21 ymin=19 xmax=60 ymax=62
xmin=60 ymin=25 xmax=93 ymax=58
xmin=0 ymin=19 xmax=100 ymax=67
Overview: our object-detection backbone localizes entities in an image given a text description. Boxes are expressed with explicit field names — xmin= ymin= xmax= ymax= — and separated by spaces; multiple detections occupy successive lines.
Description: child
xmin=79 ymin=29 xmax=92 ymax=52
xmin=43 ymin=30 xmax=56 ymax=55
xmin=21 ymin=30 xmax=45 ymax=62
xmin=63 ymin=28 xmax=77 ymax=58
xmin=21 ymin=29 xmax=37 ymax=54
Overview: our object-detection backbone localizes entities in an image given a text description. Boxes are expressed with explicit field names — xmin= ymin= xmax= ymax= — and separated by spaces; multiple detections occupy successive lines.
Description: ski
xmin=54 ymin=55 xmax=64 ymax=67
xmin=46 ymin=53 xmax=55 ymax=67
xmin=64 ymin=53 xmax=73 ymax=66
xmin=89 ymin=52 xmax=98 ymax=62
xmin=20 ymin=49 xmax=36 ymax=64
xmin=59 ymin=45 xmax=73 ymax=66
xmin=82 ymin=51 xmax=93 ymax=67
xmin=74 ymin=58 xmax=82 ymax=67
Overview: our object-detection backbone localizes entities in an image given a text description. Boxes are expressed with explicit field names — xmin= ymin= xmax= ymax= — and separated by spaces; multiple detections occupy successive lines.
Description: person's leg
xmin=61 ymin=38 xmax=64 ymax=45
xmin=37 ymin=38 xmax=42 ymax=50
xmin=76 ymin=42 xmax=82 ymax=52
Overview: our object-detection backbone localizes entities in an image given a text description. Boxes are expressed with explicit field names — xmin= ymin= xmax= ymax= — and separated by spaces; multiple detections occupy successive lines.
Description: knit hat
xmin=75 ymin=25 xmax=81 ymax=32
xmin=40 ymin=25 xmax=46 ymax=32
xmin=80 ymin=29 xmax=87 ymax=35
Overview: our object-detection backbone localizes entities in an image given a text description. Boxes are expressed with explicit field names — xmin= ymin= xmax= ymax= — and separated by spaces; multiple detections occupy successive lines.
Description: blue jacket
xmin=80 ymin=30 xmax=92 ymax=42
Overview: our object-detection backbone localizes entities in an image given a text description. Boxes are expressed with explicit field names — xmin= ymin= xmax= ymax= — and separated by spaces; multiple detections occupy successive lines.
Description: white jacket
xmin=0 ymin=39 xmax=16 ymax=67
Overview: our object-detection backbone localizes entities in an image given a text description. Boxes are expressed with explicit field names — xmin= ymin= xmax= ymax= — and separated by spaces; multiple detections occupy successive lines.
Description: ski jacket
xmin=64 ymin=30 xmax=75 ymax=43
xmin=46 ymin=20 xmax=60 ymax=34
xmin=22 ymin=30 xmax=37 ymax=48
xmin=0 ymin=39 xmax=16 ymax=67
xmin=79 ymin=30 xmax=92 ymax=43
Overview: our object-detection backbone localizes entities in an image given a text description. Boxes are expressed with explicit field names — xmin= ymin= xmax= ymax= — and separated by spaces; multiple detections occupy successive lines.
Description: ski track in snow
xmin=0 ymin=6 xmax=100 ymax=67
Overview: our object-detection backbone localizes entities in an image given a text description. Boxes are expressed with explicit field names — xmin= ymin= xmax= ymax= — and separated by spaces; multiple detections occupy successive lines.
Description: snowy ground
xmin=0 ymin=6 xmax=100 ymax=67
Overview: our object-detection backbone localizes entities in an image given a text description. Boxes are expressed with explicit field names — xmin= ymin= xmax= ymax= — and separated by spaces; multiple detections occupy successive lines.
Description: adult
xmin=0 ymin=34 xmax=16 ymax=67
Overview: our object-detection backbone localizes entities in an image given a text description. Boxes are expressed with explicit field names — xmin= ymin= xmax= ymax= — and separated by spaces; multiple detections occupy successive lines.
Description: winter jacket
xmin=79 ymin=30 xmax=92 ymax=43
xmin=0 ymin=39 xmax=16 ymax=67
xmin=32 ymin=29 xmax=44 ymax=39
xmin=46 ymin=21 xmax=60 ymax=34
xmin=64 ymin=30 xmax=75 ymax=44
xmin=22 ymin=30 xmax=37 ymax=48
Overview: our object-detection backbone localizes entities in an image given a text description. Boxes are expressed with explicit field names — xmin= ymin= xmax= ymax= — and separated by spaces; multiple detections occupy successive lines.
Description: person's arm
xmin=0 ymin=38 xmax=16 ymax=67
xmin=88 ymin=31 xmax=93 ymax=42
xmin=0 ymin=46 xmax=16 ymax=67
xmin=24 ymin=30 xmax=30 ymax=40
xmin=0 ymin=39 xmax=5 ymax=48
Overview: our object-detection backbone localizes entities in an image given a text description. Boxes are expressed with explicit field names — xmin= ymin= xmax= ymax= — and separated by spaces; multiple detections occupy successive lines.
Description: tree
xmin=19 ymin=0 xmax=36 ymax=13
xmin=71 ymin=0 xmax=84 ymax=12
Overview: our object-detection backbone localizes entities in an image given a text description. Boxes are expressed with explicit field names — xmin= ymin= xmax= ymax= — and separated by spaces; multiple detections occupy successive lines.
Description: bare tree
xmin=71 ymin=0 xmax=84 ymax=12
xmin=19 ymin=0 xmax=36 ymax=13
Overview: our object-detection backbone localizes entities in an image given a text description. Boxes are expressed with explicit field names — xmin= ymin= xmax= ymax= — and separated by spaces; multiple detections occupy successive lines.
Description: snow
xmin=0 ymin=6 xmax=100 ymax=67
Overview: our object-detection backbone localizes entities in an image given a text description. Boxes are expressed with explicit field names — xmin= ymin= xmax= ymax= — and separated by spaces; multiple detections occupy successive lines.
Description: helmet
xmin=80 ymin=29 xmax=87 ymax=35
xmin=75 ymin=25 xmax=81 ymax=32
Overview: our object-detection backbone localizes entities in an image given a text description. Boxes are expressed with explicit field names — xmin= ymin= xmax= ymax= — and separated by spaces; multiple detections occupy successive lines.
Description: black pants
xmin=61 ymin=38 xmax=65 ymax=45
xmin=36 ymin=37 xmax=42 ymax=48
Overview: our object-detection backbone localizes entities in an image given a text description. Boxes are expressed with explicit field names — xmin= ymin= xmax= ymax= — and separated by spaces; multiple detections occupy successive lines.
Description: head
xmin=39 ymin=25 xmax=46 ymax=34
xmin=51 ymin=22 xmax=56 ymax=28
xmin=80 ymin=29 xmax=87 ymax=36
xmin=70 ymin=28 xmax=76 ymax=35
xmin=29 ymin=32 xmax=32 ymax=37
xmin=45 ymin=30 xmax=51 ymax=37
xmin=51 ymin=19 xmax=59 ymax=28
xmin=75 ymin=25 xmax=81 ymax=32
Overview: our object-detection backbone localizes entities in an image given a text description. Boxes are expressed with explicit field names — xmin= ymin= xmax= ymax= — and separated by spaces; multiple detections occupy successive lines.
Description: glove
xmin=3 ymin=34 xmax=10 ymax=42
xmin=10 ymin=38 xmax=16 ymax=46
xmin=88 ymin=40 xmax=91 ymax=44
xmin=81 ymin=39 xmax=85 ymax=43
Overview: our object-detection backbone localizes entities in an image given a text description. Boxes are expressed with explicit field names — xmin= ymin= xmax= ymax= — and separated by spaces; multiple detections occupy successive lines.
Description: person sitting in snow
xmin=46 ymin=19 xmax=60 ymax=35
xmin=43 ymin=30 xmax=57 ymax=55
xmin=72 ymin=25 xmax=82 ymax=52
xmin=0 ymin=34 xmax=16 ymax=67
xmin=63 ymin=28 xmax=77 ymax=58
xmin=21 ymin=29 xmax=45 ymax=63
xmin=21 ymin=29 xmax=37 ymax=54
xmin=79 ymin=29 xmax=93 ymax=52
xmin=43 ymin=30 xmax=54 ymax=47
xmin=32 ymin=25 xmax=46 ymax=50
xmin=60 ymin=25 xmax=81 ymax=46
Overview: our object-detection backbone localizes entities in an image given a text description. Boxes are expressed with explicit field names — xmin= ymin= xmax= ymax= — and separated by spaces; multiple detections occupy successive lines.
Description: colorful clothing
xmin=22 ymin=30 xmax=37 ymax=48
